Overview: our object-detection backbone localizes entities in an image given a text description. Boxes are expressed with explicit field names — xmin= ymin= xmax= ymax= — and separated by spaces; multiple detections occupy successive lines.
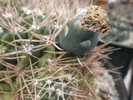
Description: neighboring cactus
xmin=104 ymin=15 xmax=131 ymax=42
xmin=0 ymin=0 xmax=113 ymax=100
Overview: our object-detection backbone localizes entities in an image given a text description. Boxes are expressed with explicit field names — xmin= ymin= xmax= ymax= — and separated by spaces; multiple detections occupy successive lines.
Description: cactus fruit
xmin=0 ymin=0 xmax=113 ymax=100
xmin=59 ymin=16 xmax=100 ymax=55
xmin=59 ymin=5 xmax=110 ymax=55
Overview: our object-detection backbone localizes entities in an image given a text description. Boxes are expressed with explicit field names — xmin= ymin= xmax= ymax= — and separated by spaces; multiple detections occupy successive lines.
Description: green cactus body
xmin=0 ymin=45 xmax=8 ymax=54
xmin=38 ymin=45 xmax=55 ymax=67
xmin=16 ymin=32 xmax=28 ymax=40
xmin=14 ymin=77 xmax=21 ymax=90
xmin=32 ymin=50 xmax=41 ymax=62
xmin=36 ymin=26 xmax=49 ymax=35
xmin=1 ymin=33 xmax=13 ymax=46
xmin=0 ymin=1 xmax=111 ymax=100
xmin=0 ymin=45 xmax=9 ymax=69
xmin=0 ymin=32 xmax=5 ymax=40
xmin=20 ymin=54 xmax=30 ymax=68
xmin=45 ymin=45 xmax=55 ymax=52
xmin=59 ymin=16 xmax=100 ymax=55
xmin=0 ymin=64 xmax=4 ymax=70
xmin=19 ymin=52 xmax=41 ymax=69
xmin=48 ymin=95 xmax=57 ymax=100
xmin=0 ymin=94 xmax=13 ymax=100
xmin=38 ymin=52 xmax=54 ymax=67
xmin=40 ymin=93 xmax=49 ymax=100
xmin=0 ymin=83 xmax=11 ymax=92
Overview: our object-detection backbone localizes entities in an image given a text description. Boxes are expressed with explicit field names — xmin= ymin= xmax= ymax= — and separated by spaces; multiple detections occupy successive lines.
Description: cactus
xmin=0 ymin=0 xmax=113 ymax=100
xmin=104 ymin=15 xmax=131 ymax=42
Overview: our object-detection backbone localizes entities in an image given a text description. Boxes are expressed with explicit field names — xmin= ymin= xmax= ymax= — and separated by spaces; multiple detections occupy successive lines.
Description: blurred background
xmin=78 ymin=0 xmax=133 ymax=99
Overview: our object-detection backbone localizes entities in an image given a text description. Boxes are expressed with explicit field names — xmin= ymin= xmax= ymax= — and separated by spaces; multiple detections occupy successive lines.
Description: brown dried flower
xmin=82 ymin=5 xmax=110 ymax=34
